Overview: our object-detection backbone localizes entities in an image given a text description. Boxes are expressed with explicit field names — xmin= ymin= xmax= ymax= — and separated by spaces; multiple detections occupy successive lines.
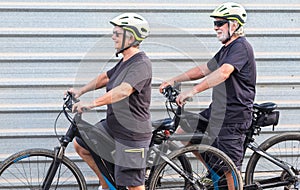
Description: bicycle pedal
xmin=201 ymin=177 xmax=213 ymax=185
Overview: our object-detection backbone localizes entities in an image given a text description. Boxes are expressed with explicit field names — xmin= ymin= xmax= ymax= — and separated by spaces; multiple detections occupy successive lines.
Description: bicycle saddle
xmin=254 ymin=102 xmax=277 ymax=113
xmin=152 ymin=118 xmax=174 ymax=130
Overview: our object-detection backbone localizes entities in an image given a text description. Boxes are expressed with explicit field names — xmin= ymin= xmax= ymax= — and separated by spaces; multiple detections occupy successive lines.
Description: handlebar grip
xmin=66 ymin=91 xmax=79 ymax=103
xmin=82 ymin=107 xmax=89 ymax=112
xmin=185 ymin=97 xmax=193 ymax=102
xmin=162 ymin=85 xmax=171 ymax=94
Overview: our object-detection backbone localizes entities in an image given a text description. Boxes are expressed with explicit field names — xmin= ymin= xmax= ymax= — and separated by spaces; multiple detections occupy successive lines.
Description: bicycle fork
xmin=42 ymin=146 xmax=65 ymax=190
xmin=41 ymin=122 xmax=77 ymax=189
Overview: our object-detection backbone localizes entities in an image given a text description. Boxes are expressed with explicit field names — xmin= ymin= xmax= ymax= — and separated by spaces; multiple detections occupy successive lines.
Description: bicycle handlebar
xmin=162 ymin=85 xmax=180 ymax=103
xmin=162 ymin=83 xmax=193 ymax=104
xmin=63 ymin=91 xmax=79 ymax=111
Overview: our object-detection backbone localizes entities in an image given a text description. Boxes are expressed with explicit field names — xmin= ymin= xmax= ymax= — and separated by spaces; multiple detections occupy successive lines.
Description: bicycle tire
xmin=148 ymin=144 xmax=243 ymax=190
xmin=146 ymin=141 xmax=192 ymax=188
xmin=0 ymin=148 xmax=87 ymax=190
xmin=245 ymin=132 xmax=300 ymax=189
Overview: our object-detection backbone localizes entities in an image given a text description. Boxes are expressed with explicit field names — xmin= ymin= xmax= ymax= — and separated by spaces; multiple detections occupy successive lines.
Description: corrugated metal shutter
xmin=0 ymin=1 xmax=299 ymax=188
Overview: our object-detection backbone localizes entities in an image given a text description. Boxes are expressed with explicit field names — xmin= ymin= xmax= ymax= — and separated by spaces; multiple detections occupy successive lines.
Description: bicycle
xmin=153 ymin=88 xmax=300 ymax=189
xmin=0 ymin=84 xmax=243 ymax=190
xmin=241 ymin=102 xmax=300 ymax=189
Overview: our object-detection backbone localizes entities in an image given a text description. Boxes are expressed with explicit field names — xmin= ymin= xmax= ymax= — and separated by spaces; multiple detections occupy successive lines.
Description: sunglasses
xmin=112 ymin=31 xmax=123 ymax=37
xmin=214 ymin=20 xmax=229 ymax=27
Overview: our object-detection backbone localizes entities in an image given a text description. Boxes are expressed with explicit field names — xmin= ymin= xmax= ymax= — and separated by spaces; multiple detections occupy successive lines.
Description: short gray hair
xmin=230 ymin=20 xmax=245 ymax=36
xmin=234 ymin=25 xmax=245 ymax=36
xmin=125 ymin=30 xmax=140 ymax=46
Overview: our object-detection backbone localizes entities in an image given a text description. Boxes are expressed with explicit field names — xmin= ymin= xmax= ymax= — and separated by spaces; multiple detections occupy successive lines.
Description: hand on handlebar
xmin=159 ymin=81 xmax=174 ymax=93
xmin=72 ymin=101 xmax=92 ymax=113
xmin=64 ymin=88 xmax=82 ymax=99
xmin=176 ymin=91 xmax=194 ymax=107
xmin=64 ymin=89 xmax=92 ymax=113
xmin=161 ymin=83 xmax=193 ymax=106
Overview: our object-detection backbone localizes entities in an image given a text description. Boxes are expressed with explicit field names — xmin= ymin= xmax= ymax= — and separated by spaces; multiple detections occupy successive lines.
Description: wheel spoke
xmin=0 ymin=149 xmax=86 ymax=189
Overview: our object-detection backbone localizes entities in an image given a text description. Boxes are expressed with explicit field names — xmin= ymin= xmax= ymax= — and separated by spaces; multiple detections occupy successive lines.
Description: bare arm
xmin=193 ymin=63 xmax=234 ymax=93
xmin=92 ymin=82 xmax=135 ymax=107
xmin=176 ymin=63 xmax=235 ymax=106
xmin=73 ymin=82 xmax=135 ymax=112
xmin=78 ymin=72 xmax=109 ymax=96
xmin=159 ymin=63 xmax=211 ymax=92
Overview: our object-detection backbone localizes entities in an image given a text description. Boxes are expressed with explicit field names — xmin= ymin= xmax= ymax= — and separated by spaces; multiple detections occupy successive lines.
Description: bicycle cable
xmin=54 ymin=110 xmax=64 ymax=142
xmin=53 ymin=104 xmax=76 ymax=142
xmin=165 ymin=101 xmax=172 ymax=119
xmin=54 ymin=161 xmax=63 ymax=190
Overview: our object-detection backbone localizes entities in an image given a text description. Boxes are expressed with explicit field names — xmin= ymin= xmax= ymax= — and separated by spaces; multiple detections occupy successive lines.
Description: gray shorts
xmin=114 ymin=138 xmax=150 ymax=187
xmin=76 ymin=120 xmax=150 ymax=187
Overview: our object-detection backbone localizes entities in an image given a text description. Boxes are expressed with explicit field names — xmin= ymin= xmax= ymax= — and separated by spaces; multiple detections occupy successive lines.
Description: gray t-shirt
xmin=105 ymin=52 xmax=152 ymax=140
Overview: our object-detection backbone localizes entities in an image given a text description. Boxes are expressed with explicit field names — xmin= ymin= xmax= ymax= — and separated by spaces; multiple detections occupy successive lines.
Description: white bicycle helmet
xmin=110 ymin=13 xmax=150 ymax=56
xmin=110 ymin=13 xmax=150 ymax=42
xmin=210 ymin=2 xmax=247 ymax=26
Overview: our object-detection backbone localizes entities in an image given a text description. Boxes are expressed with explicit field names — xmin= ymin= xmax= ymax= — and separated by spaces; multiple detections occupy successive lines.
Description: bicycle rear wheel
xmin=245 ymin=132 xmax=300 ymax=189
xmin=148 ymin=144 xmax=243 ymax=190
xmin=0 ymin=148 xmax=87 ymax=190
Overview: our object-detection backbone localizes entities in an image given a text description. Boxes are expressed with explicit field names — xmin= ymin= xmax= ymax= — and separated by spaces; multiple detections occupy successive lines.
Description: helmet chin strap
xmin=222 ymin=22 xmax=232 ymax=44
xmin=115 ymin=30 xmax=137 ymax=57
xmin=116 ymin=45 xmax=132 ymax=57
xmin=222 ymin=21 xmax=241 ymax=44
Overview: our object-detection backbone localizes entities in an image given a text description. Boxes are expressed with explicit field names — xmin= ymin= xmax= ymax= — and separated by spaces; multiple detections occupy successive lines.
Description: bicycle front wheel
xmin=0 ymin=148 xmax=87 ymax=190
xmin=148 ymin=144 xmax=243 ymax=190
xmin=245 ymin=132 xmax=300 ymax=189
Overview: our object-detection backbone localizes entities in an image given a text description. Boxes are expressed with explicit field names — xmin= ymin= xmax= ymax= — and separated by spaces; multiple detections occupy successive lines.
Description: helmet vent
xmin=134 ymin=16 xmax=143 ymax=21
xmin=220 ymin=7 xmax=227 ymax=12
xmin=141 ymin=27 xmax=147 ymax=33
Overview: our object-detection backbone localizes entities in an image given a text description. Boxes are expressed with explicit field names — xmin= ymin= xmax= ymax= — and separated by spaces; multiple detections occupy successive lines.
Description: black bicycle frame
xmin=242 ymin=114 xmax=297 ymax=189
xmin=41 ymin=114 xmax=119 ymax=190
xmin=244 ymin=143 xmax=295 ymax=189
xmin=42 ymin=122 xmax=76 ymax=189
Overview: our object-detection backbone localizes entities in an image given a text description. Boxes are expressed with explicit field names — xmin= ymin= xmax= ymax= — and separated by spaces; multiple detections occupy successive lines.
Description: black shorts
xmin=182 ymin=109 xmax=250 ymax=170
xmin=207 ymin=121 xmax=251 ymax=170
xmin=76 ymin=120 xmax=150 ymax=187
